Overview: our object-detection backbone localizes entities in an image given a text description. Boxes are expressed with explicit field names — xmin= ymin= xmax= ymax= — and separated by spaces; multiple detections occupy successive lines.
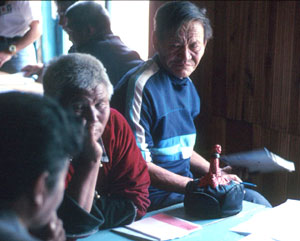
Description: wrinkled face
xmin=32 ymin=162 xmax=68 ymax=227
xmin=66 ymin=84 xmax=110 ymax=140
xmin=155 ymin=21 xmax=206 ymax=79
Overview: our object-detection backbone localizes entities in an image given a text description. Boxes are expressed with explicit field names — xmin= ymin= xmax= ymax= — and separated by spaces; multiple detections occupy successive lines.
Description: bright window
xmin=109 ymin=1 xmax=149 ymax=60
xmin=60 ymin=1 xmax=150 ymax=60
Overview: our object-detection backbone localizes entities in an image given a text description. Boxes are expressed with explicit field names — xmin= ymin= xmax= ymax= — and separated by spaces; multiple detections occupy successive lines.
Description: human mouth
xmin=172 ymin=61 xmax=193 ymax=68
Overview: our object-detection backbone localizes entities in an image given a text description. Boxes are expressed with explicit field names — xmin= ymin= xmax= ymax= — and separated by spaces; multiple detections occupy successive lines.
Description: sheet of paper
xmin=124 ymin=213 xmax=202 ymax=241
xmin=231 ymin=199 xmax=300 ymax=241
xmin=0 ymin=87 xmax=14 ymax=93
xmin=0 ymin=72 xmax=43 ymax=94
xmin=239 ymin=233 xmax=275 ymax=241
xmin=221 ymin=148 xmax=295 ymax=173
xmin=112 ymin=227 xmax=157 ymax=241
xmin=0 ymin=72 xmax=35 ymax=85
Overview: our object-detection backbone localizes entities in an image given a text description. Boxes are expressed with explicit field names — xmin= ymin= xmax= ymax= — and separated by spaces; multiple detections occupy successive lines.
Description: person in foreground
xmin=0 ymin=92 xmax=82 ymax=241
xmin=112 ymin=1 xmax=272 ymax=210
xmin=42 ymin=53 xmax=151 ymax=230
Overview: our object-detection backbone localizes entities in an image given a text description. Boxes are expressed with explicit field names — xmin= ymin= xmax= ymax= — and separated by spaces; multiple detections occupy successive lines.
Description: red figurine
xmin=198 ymin=144 xmax=234 ymax=188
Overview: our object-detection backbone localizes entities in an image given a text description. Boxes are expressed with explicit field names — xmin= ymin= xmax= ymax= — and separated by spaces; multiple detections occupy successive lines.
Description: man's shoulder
xmin=107 ymin=108 xmax=129 ymax=128
xmin=124 ymin=58 xmax=162 ymax=87
xmin=103 ymin=108 xmax=135 ymax=147
xmin=109 ymin=108 xmax=125 ymax=120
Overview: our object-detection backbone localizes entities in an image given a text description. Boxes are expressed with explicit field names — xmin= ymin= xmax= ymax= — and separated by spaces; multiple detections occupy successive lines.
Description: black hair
xmin=154 ymin=1 xmax=213 ymax=43
xmin=65 ymin=1 xmax=112 ymax=35
xmin=0 ymin=92 xmax=83 ymax=205
xmin=55 ymin=0 xmax=79 ymax=10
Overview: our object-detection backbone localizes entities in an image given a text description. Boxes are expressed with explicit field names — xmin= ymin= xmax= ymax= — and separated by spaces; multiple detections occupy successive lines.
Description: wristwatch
xmin=8 ymin=44 xmax=17 ymax=55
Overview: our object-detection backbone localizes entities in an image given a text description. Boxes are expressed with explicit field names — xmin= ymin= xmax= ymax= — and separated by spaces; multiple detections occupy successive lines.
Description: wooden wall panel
xmin=194 ymin=1 xmax=300 ymax=205
xmin=289 ymin=1 xmax=300 ymax=134
xmin=208 ymin=1 xmax=299 ymax=132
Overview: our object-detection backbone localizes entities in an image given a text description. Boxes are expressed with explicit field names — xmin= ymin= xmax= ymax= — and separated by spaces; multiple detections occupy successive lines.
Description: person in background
xmin=55 ymin=0 xmax=79 ymax=29
xmin=43 ymin=53 xmax=150 ymax=229
xmin=111 ymin=1 xmax=272 ymax=211
xmin=0 ymin=1 xmax=42 ymax=73
xmin=63 ymin=1 xmax=143 ymax=87
xmin=0 ymin=92 xmax=82 ymax=240
xmin=23 ymin=1 xmax=142 ymax=87
xmin=21 ymin=0 xmax=78 ymax=79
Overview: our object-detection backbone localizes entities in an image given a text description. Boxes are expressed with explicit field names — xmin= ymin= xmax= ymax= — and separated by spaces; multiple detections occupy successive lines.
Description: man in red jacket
xmin=42 ymin=53 xmax=150 ymax=232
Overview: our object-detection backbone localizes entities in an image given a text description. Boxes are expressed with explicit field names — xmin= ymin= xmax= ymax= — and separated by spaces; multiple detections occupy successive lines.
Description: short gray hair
xmin=43 ymin=53 xmax=113 ymax=103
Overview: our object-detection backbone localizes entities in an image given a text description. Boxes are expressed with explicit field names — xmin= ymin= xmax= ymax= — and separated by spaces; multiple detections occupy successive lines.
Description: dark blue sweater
xmin=113 ymin=55 xmax=201 ymax=209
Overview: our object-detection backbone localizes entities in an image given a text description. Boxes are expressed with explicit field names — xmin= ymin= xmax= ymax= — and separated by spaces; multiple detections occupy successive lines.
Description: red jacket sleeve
xmin=98 ymin=108 xmax=151 ymax=219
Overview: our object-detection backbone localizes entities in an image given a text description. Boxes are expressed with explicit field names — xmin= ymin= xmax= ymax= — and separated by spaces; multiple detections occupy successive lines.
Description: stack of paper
xmin=113 ymin=213 xmax=202 ymax=241
xmin=220 ymin=148 xmax=295 ymax=173
xmin=0 ymin=72 xmax=42 ymax=94
xmin=231 ymin=199 xmax=300 ymax=241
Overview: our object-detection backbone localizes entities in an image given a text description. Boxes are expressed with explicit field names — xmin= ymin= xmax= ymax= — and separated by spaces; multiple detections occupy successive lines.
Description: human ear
xmin=33 ymin=172 xmax=49 ymax=207
xmin=87 ymin=25 xmax=97 ymax=38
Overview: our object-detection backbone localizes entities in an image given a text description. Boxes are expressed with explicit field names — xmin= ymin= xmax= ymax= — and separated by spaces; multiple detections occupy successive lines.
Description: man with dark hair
xmin=43 ymin=53 xmax=150 ymax=230
xmin=112 ymin=1 xmax=271 ymax=210
xmin=64 ymin=1 xmax=143 ymax=86
xmin=55 ymin=0 xmax=79 ymax=28
xmin=23 ymin=1 xmax=142 ymax=87
xmin=0 ymin=91 xmax=82 ymax=240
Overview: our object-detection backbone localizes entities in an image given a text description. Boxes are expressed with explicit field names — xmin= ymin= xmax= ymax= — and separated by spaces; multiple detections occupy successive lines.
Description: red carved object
xmin=198 ymin=144 xmax=231 ymax=188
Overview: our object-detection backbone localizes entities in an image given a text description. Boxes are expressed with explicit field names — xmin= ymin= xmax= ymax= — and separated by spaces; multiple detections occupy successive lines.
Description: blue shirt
xmin=113 ymin=55 xmax=201 ymax=208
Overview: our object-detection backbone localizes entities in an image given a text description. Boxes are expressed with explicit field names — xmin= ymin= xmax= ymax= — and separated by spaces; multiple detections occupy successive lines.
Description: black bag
xmin=184 ymin=179 xmax=244 ymax=219
xmin=184 ymin=144 xmax=245 ymax=219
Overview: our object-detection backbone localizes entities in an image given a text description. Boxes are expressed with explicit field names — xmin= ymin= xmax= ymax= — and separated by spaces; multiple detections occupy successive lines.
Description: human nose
xmin=86 ymin=106 xmax=99 ymax=123
xmin=179 ymin=45 xmax=192 ymax=61
xmin=58 ymin=15 xmax=66 ymax=28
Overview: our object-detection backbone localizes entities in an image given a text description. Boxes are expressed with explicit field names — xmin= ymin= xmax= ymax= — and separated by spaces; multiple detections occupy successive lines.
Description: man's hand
xmin=66 ymin=123 xmax=103 ymax=212
xmin=21 ymin=63 xmax=44 ymax=77
xmin=0 ymin=51 xmax=13 ymax=67
xmin=30 ymin=213 xmax=66 ymax=241
xmin=80 ymin=123 xmax=103 ymax=163
xmin=221 ymin=165 xmax=249 ymax=181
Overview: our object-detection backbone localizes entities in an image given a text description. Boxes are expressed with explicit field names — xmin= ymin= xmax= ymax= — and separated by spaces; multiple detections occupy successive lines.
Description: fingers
xmin=221 ymin=165 xmax=251 ymax=181
xmin=21 ymin=65 xmax=35 ymax=77
xmin=81 ymin=123 xmax=103 ymax=163
xmin=45 ymin=213 xmax=66 ymax=241
xmin=30 ymin=213 xmax=66 ymax=241
xmin=221 ymin=165 xmax=232 ymax=174
xmin=47 ymin=218 xmax=66 ymax=241
xmin=231 ymin=166 xmax=249 ymax=181
xmin=21 ymin=64 xmax=43 ymax=77
xmin=227 ymin=174 xmax=242 ymax=183
xmin=86 ymin=122 xmax=102 ymax=141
